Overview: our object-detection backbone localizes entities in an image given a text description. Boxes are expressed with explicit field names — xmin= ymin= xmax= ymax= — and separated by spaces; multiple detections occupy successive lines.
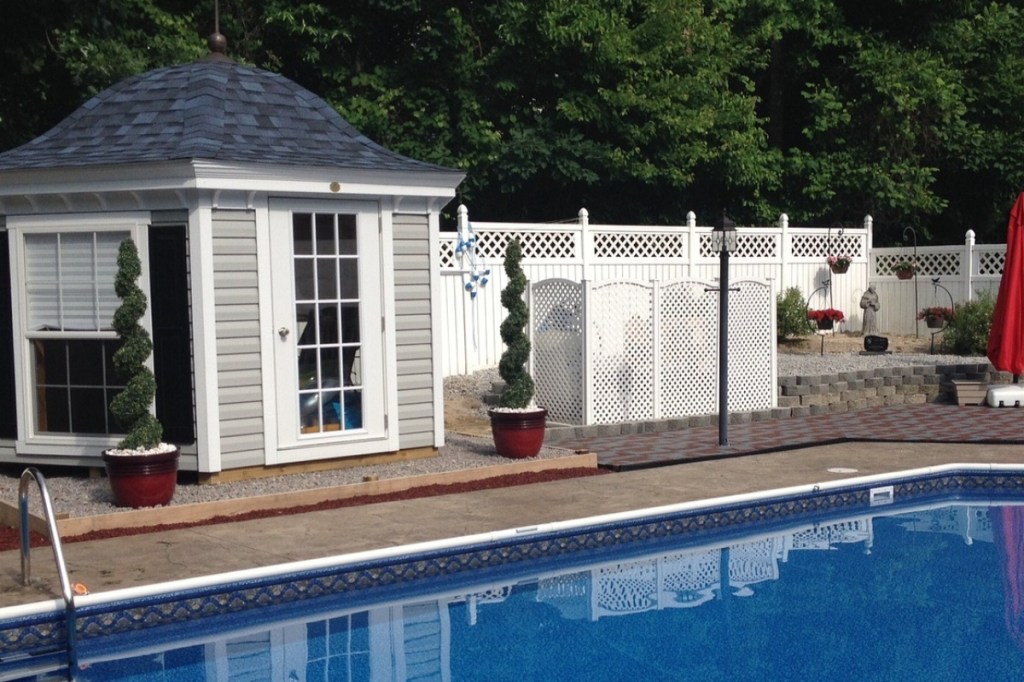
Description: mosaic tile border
xmin=2 ymin=471 xmax=1023 ymax=658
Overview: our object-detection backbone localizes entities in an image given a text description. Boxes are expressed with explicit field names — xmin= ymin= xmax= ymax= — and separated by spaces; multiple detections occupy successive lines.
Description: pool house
xmin=0 ymin=39 xmax=464 ymax=477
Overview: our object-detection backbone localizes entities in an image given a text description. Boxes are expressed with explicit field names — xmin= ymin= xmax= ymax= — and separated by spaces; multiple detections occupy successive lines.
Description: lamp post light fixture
xmin=711 ymin=212 xmax=738 ymax=447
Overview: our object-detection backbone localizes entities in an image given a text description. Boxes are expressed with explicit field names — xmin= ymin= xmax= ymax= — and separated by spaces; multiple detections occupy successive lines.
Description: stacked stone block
xmin=545 ymin=362 xmax=1011 ymax=443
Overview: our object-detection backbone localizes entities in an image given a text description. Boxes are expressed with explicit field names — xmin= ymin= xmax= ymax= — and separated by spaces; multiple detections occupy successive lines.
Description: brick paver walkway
xmin=559 ymin=403 xmax=1024 ymax=471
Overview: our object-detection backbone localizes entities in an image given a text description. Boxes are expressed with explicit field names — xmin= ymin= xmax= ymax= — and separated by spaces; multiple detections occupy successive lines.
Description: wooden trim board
xmin=3 ymin=453 xmax=598 ymax=538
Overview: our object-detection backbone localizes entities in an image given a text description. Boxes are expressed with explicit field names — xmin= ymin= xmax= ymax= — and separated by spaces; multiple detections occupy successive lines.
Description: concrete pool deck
xmin=1 ymin=436 xmax=1022 ymax=609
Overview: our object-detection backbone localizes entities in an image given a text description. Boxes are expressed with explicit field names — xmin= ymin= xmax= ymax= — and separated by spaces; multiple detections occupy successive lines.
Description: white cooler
xmin=986 ymin=385 xmax=1024 ymax=408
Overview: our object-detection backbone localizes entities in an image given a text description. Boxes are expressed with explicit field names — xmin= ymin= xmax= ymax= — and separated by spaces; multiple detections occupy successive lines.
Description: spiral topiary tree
xmin=497 ymin=237 xmax=536 ymax=409
xmin=109 ymin=238 xmax=164 ymax=450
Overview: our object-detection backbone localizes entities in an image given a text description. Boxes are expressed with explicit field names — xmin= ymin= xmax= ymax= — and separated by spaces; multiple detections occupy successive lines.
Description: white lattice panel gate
xmin=532 ymin=278 xmax=776 ymax=425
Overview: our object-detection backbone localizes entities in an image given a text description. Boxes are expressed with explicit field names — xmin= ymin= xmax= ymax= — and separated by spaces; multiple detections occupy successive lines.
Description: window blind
xmin=24 ymin=231 xmax=127 ymax=331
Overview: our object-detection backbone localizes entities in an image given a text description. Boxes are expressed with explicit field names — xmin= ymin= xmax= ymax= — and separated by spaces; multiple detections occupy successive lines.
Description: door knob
xmin=278 ymin=327 xmax=290 ymax=339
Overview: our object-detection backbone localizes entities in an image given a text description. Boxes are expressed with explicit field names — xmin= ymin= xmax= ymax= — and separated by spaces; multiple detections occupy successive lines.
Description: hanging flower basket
xmin=816 ymin=318 xmax=834 ymax=330
xmin=893 ymin=259 xmax=917 ymax=280
xmin=827 ymin=255 xmax=852 ymax=274
xmin=925 ymin=316 xmax=945 ymax=329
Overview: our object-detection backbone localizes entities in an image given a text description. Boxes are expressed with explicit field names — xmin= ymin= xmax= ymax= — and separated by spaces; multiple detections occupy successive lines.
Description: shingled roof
xmin=0 ymin=58 xmax=455 ymax=174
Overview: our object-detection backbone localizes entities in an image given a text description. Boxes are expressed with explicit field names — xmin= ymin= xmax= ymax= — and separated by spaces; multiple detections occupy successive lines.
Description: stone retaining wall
xmin=545 ymin=362 xmax=1011 ymax=443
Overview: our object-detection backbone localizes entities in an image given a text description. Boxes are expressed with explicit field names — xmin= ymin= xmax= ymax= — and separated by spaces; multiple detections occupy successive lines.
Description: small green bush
xmin=939 ymin=292 xmax=995 ymax=356
xmin=777 ymin=287 xmax=813 ymax=339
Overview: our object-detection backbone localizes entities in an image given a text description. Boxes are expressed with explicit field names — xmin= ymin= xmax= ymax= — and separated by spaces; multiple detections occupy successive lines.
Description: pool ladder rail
xmin=19 ymin=467 xmax=79 ymax=677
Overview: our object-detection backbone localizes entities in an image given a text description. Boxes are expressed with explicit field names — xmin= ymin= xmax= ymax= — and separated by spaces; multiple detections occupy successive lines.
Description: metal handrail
xmin=19 ymin=467 xmax=78 ymax=673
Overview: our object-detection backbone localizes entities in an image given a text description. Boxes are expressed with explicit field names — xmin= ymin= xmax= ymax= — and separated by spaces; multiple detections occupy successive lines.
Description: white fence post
xmin=687 ymin=211 xmax=698 ymax=279
xmin=864 ymin=215 xmax=874 ymax=277
xmin=779 ymin=213 xmax=790 ymax=295
xmin=965 ymin=229 xmax=976 ymax=301
xmin=582 ymin=279 xmax=593 ymax=426
xmin=457 ymin=203 xmax=469 ymax=242
xmin=579 ymin=208 xmax=592 ymax=281
xmin=651 ymin=279 xmax=662 ymax=419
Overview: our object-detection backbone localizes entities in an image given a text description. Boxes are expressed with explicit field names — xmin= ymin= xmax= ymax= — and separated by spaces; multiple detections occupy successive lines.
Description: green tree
xmin=7 ymin=1 xmax=1024 ymax=239
xmin=0 ymin=0 xmax=203 ymax=152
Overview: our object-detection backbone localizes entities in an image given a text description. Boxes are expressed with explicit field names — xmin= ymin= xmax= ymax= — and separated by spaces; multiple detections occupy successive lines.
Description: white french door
xmin=269 ymin=199 xmax=387 ymax=459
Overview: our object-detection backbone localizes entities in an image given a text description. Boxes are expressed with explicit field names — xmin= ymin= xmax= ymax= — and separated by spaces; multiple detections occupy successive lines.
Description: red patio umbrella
xmin=987 ymin=192 xmax=1024 ymax=381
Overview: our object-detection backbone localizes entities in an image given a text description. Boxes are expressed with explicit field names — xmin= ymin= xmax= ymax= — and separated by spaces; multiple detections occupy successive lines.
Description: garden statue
xmin=859 ymin=286 xmax=880 ymax=335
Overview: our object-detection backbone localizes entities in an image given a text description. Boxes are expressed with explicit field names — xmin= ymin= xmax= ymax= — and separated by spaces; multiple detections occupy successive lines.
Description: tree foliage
xmin=3 ymin=1 xmax=1024 ymax=241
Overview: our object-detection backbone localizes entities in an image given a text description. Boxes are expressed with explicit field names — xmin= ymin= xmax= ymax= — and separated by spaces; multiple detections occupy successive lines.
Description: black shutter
xmin=0 ymin=231 xmax=15 ymax=439
xmin=148 ymin=226 xmax=196 ymax=445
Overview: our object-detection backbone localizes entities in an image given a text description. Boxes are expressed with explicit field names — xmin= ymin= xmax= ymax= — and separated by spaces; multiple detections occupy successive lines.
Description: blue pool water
xmin=35 ymin=498 xmax=1024 ymax=681
xmin=3 ymin=472 xmax=1024 ymax=681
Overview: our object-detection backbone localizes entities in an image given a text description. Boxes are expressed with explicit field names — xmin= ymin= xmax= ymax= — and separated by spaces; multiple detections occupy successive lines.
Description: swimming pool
xmin=2 ymin=464 xmax=1023 ymax=680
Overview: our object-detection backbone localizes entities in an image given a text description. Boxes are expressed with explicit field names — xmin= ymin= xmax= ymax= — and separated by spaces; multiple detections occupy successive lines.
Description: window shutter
xmin=149 ymin=225 xmax=196 ymax=445
xmin=0 ymin=231 xmax=15 ymax=439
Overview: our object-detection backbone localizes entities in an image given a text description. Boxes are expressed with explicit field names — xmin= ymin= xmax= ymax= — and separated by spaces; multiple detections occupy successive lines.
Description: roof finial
xmin=205 ymin=0 xmax=231 ymax=62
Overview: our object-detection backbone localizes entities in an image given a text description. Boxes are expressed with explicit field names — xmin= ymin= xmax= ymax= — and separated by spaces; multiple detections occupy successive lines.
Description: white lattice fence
xmin=532 ymin=278 xmax=775 ymax=425
xmin=870 ymin=237 xmax=1006 ymax=335
xmin=441 ymin=206 xmax=1009 ymax=376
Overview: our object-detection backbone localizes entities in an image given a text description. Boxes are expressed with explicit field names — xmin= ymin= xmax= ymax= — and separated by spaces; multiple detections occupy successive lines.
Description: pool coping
xmin=2 ymin=461 xmax=1024 ymax=661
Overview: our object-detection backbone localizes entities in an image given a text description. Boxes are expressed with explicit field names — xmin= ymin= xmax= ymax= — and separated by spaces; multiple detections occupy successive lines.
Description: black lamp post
xmin=711 ymin=212 xmax=738 ymax=447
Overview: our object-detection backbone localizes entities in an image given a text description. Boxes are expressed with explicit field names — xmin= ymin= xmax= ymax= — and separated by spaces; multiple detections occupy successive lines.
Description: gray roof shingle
xmin=0 ymin=59 xmax=456 ymax=174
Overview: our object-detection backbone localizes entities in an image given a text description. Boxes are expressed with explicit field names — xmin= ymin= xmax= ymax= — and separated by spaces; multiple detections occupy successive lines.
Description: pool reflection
xmin=76 ymin=502 xmax=1024 ymax=682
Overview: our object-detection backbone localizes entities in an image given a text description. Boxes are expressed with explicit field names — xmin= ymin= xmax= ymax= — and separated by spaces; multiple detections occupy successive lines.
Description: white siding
xmin=393 ymin=214 xmax=436 ymax=449
xmin=212 ymin=210 xmax=265 ymax=468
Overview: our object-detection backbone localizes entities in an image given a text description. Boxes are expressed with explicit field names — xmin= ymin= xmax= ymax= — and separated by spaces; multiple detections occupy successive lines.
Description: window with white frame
xmin=10 ymin=215 xmax=148 ymax=444
xmin=24 ymin=231 xmax=128 ymax=435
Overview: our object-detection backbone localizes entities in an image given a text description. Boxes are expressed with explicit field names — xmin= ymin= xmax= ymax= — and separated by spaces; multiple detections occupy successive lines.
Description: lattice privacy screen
xmin=532 ymin=279 xmax=585 ymax=425
xmin=532 ymin=278 xmax=774 ymax=425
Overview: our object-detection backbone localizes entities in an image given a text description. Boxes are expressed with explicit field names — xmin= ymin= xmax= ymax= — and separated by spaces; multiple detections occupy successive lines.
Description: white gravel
xmin=777 ymin=351 xmax=986 ymax=376
xmin=2 ymin=350 xmax=986 ymax=520
xmin=2 ymin=432 xmax=576 ymax=520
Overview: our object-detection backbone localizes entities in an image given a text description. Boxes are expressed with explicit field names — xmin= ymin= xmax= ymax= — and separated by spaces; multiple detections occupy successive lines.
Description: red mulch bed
xmin=0 ymin=467 xmax=608 ymax=552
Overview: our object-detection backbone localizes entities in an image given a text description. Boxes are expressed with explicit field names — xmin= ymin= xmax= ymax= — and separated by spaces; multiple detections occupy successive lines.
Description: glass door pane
xmin=293 ymin=213 xmax=363 ymax=435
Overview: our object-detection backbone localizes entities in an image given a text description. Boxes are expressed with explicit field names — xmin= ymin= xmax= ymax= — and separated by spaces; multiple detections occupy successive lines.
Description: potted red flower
xmin=807 ymin=308 xmax=845 ymax=330
xmin=918 ymin=306 xmax=954 ymax=329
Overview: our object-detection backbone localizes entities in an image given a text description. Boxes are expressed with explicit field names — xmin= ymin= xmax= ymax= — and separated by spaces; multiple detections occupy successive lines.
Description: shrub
xmin=939 ymin=293 xmax=995 ymax=356
xmin=777 ymin=287 xmax=813 ymax=339
xmin=497 ymin=238 xmax=536 ymax=408
xmin=109 ymin=238 xmax=164 ymax=449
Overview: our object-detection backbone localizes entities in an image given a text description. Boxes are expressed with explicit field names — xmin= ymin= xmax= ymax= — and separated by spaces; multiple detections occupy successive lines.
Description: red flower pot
xmin=102 ymin=447 xmax=180 ymax=508
xmin=489 ymin=408 xmax=547 ymax=459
